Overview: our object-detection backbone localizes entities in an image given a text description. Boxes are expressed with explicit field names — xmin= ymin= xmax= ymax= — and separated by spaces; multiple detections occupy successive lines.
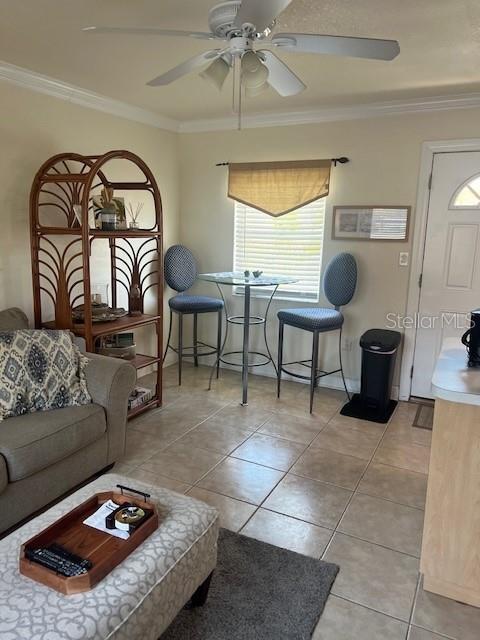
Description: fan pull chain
xmin=232 ymin=55 xmax=243 ymax=131
xmin=238 ymin=80 xmax=242 ymax=131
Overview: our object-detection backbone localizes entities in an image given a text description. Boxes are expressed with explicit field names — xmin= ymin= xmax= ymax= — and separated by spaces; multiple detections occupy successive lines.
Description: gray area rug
xmin=162 ymin=528 xmax=339 ymax=640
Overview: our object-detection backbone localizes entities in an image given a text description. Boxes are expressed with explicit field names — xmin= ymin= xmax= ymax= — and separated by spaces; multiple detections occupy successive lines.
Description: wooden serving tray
xmin=19 ymin=488 xmax=159 ymax=595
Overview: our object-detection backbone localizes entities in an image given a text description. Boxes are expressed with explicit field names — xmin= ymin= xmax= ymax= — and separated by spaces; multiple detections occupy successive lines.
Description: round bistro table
xmin=198 ymin=272 xmax=298 ymax=405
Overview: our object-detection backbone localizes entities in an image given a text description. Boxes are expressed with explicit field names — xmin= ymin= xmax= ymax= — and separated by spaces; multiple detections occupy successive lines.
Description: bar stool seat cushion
xmin=169 ymin=295 xmax=224 ymax=313
xmin=278 ymin=307 xmax=344 ymax=332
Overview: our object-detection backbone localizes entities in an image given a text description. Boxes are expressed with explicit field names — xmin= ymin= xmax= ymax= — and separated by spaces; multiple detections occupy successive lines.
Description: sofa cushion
xmin=0 ymin=308 xmax=28 ymax=331
xmin=0 ymin=456 xmax=7 ymax=493
xmin=0 ymin=329 xmax=91 ymax=421
xmin=0 ymin=404 xmax=106 ymax=482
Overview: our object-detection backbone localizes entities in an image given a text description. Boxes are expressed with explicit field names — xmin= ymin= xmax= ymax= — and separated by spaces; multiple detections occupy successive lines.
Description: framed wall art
xmin=332 ymin=206 xmax=411 ymax=241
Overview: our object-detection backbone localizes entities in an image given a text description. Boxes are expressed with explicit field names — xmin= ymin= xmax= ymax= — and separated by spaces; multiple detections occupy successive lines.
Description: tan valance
xmin=228 ymin=159 xmax=331 ymax=217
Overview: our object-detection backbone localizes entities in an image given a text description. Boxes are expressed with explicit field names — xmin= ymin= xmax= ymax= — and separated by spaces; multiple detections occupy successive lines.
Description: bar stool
xmin=163 ymin=245 xmax=224 ymax=385
xmin=277 ymin=252 xmax=357 ymax=413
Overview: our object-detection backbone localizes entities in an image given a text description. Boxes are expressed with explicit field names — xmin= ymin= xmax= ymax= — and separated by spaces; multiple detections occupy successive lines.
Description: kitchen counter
xmin=420 ymin=337 xmax=480 ymax=608
xmin=431 ymin=337 xmax=480 ymax=405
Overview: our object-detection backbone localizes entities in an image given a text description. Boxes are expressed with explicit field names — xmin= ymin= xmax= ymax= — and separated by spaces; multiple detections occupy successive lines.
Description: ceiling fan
xmin=84 ymin=0 xmax=400 ymax=106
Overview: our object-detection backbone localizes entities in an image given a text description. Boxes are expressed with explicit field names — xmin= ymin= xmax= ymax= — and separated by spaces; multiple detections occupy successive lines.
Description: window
xmin=451 ymin=173 xmax=480 ymax=209
xmin=233 ymin=199 xmax=325 ymax=301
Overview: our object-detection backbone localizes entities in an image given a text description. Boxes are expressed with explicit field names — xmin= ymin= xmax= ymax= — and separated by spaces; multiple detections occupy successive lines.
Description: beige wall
xmin=0 ymin=81 xmax=180 ymax=362
xmin=178 ymin=109 xmax=480 ymax=389
xmin=3 ymin=77 xmax=480 ymax=391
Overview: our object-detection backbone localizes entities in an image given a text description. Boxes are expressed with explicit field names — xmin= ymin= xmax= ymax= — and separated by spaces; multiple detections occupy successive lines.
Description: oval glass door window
xmin=450 ymin=173 xmax=480 ymax=208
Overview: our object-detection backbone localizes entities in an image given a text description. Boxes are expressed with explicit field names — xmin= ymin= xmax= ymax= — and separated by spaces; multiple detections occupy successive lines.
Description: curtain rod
xmin=216 ymin=157 xmax=349 ymax=167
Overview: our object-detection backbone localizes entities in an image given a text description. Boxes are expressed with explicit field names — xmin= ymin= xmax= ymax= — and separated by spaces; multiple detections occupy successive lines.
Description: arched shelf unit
xmin=30 ymin=150 xmax=164 ymax=417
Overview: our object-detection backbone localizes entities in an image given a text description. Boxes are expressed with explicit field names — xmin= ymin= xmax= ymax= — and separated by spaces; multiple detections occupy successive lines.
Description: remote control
xmin=25 ymin=544 xmax=92 ymax=577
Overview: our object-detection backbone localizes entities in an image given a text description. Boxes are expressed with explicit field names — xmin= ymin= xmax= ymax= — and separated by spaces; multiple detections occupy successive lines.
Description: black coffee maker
xmin=461 ymin=309 xmax=480 ymax=367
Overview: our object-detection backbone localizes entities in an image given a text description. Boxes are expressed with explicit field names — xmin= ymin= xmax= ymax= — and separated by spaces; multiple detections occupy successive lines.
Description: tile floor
xmin=116 ymin=363 xmax=480 ymax=640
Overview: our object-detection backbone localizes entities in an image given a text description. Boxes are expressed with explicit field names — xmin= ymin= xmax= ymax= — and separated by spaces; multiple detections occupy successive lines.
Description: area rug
xmin=161 ymin=528 xmax=339 ymax=640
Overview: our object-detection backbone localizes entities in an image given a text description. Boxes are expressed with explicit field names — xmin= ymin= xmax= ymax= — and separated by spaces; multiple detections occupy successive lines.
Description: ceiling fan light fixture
xmin=200 ymin=56 xmax=231 ymax=90
xmin=241 ymin=50 xmax=269 ymax=90
xmin=245 ymin=81 xmax=269 ymax=98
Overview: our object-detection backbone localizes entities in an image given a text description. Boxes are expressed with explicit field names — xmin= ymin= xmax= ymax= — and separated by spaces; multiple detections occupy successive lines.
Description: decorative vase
xmin=128 ymin=283 xmax=142 ymax=316
xmin=100 ymin=208 xmax=117 ymax=231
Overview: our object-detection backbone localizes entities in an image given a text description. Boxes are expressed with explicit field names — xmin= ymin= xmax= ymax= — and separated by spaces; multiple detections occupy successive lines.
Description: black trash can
xmin=341 ymin=328 xmax=402 ymax=423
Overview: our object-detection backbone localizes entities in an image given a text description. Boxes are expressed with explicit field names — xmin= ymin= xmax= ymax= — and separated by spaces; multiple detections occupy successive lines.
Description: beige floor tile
xmin=384 ymin=422 xmax=432 ymax=448
xmin=328 ymin=412 xmax=387 ymax=436
xmin=413 ymin=581 xmax=480 ymax=640
xmin=375 ymin=441 xmax=431 ymax=474
xmin=312 ymin=595 xmax=408 ymax=640
xmin=247 ymin=385 xmax=341 ymax=421
xmin=292 ymin=447 xmax=368 ymax=490
xmin=259 ymin=413 xmax=326 ymax=445
xmin=325 ymin=533 xmax=419 ymax=621
xmin=198 ymin=457 xmax=284 ymax=505
xmin=358 ymin=462 xmax=428 ymax=509
xmin=126 ymin=467 xmax=191 ymax=493
xmin=263 ymin=474 xmax=352 ymax=529
xmin=277 ymin=388 xmax=343 ymax=422
xmin=129 ymin=404 xmax=201 ymax=441
xmin=131 ymin=395 xmax=225 ymax=439
xmin=176 ymin=419 xmax=253 ymax=455
xmin=159 ymin=383 xmax=184 ymax=407
xmin=408 ymin=628 xmax=446 ymax=640
xmin=338 ymin=493 xmax=424 ymax=557
xmin=112 ymin=462 xmax=136 ymax=476
xmin=241 ymin=508 xmax=332 ymax=557
xmin=140 ymin=442 xmax=224 ymax=484
xmin=211 ymin=402 xmax=273 ymax=430
xmin=232 ymin=433 xmax=306 ymax=471
xmin=310 ymin=423 xmax=381 ymax=460
xmin=121 ymin=430 xmax=170 ymax=466
xmin=187 ymin=487 xmax=256 ymax=532
xmin=391 ymin=401 xmax=422 ymax=423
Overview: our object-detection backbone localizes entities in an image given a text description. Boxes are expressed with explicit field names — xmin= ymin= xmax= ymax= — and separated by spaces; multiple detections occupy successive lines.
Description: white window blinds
xmin=233 ymin=199 xmax=326 ymax=301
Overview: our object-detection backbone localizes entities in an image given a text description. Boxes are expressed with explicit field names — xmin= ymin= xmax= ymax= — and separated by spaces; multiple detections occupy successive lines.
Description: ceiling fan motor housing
xmin=208 ymin=1 xmax=243 ymax=38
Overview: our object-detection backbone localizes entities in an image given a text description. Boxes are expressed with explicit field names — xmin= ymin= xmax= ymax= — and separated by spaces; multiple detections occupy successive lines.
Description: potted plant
xmin=93 ymin=188 xmax=118 ymax=230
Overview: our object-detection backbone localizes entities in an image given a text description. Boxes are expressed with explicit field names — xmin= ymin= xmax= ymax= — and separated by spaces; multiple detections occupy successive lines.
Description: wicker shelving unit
xmin=29 ymin=150 xmax=163 ymax=417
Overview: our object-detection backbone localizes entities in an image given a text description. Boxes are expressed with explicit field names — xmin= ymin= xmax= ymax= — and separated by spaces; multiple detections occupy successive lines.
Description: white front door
xmin=411 ymin=151 xmax=480 ymax=398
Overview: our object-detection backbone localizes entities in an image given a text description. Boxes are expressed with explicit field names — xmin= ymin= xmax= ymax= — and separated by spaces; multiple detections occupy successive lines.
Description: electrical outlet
xmin=343 ymin=338 xmax=354 ymax=351
xmin=399 ymin=252 xmax=409 ymax=267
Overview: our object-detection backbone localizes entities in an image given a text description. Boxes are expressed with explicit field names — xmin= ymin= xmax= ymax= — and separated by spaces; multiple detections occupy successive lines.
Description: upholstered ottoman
xmin=0 ymin=473 xmax=219 ymax=640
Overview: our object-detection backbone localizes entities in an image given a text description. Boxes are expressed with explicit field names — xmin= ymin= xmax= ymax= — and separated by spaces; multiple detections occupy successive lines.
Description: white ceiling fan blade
xmin=234 ymin=0 xmax=293 ymax=32
xmin=271 ymin=33 xmax=400 ymax=61
xmin=82 ymin=26 xmax=218 ymax=40
xmin=147 ymin=50 xmax=224 ymax=86
xmin=259 ymin=50 xmax=306 ymax=97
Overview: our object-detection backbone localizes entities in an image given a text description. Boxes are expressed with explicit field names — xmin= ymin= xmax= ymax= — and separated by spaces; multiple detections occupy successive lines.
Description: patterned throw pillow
xmin=0 ymin=330 xmax=92 ymax=421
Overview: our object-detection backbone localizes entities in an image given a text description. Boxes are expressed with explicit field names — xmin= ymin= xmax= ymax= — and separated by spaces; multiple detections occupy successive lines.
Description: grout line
xmin=407 ymin=573 xmax=422 ymax=631
xmin=321 ymin=416 xmax=393 ymax=560
xmin=188 ymin=484 xmax=258 ymax=507
xmin=237 ymin=506 xmax=261 ymax=533
xmin=326 ymin=529 xmax=421 ymax=560
xmin=256 ymin=506 xmax=334 ymax=532
xmin=333 ymin=593 xmax=412 ymax=627
xmin=354 ymin=489 xmax=426 ymax=512
xmin=408 ymin=624 xmax=456 ymax=640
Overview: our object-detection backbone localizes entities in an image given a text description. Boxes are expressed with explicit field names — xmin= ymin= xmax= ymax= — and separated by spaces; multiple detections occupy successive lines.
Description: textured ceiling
xmin=1 ymin=0 xmax=480 ymax=122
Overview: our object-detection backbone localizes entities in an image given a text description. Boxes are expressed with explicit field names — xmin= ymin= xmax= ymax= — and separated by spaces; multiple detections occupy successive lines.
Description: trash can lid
xmin=360 ymin=329 xmax=401 ymax=353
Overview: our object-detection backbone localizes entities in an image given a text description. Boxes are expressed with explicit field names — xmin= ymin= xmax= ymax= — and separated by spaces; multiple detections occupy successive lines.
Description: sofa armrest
xmin=84 ymin=353 xmax=136 ymax=464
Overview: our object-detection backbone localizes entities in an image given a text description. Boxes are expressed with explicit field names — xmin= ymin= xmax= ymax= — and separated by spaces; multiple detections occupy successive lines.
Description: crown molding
xmin=179 ymin=92 xmax=480 ymax=133
xmin=2 ymin=60 xmax=480 ymax=135
xmin=0 ymin=61 xmax=179 ymax=133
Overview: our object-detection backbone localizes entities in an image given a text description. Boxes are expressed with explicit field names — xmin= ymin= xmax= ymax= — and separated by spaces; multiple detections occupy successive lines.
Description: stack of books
xmin=128 ymin=386 xmax=153 ymax=411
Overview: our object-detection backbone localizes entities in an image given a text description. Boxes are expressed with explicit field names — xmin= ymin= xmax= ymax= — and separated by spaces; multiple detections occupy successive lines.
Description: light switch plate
xmin=399 ymin=252 xmax=409 ymax=267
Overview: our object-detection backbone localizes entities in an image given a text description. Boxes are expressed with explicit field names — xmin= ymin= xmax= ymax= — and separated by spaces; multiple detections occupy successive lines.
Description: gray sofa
xmin=0 ymin=308 xmax=136 ymax=533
